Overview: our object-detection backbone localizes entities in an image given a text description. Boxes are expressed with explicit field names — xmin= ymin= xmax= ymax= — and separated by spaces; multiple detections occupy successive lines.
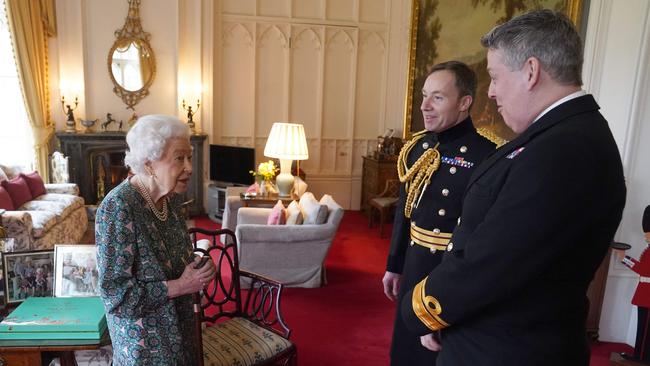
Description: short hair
xmin=429 ymin=61 xmax=477 ymax=102
xmin=124 ymin=114 xmax=190 ymax=174
xmin=480 ymin=9 xmax=583 ymax=86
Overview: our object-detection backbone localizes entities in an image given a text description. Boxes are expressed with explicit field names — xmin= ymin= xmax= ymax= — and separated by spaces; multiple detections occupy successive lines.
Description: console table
xmin=0 ymin=330 xmax=110 ymax=366
xmin=56 ymin=132 xmax=207 ymax=216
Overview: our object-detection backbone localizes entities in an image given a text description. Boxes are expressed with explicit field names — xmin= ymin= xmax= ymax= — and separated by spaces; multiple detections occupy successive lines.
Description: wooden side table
xmin=240 ymin=193 xmax=296 ymax=208
xmin=0 ymin=330 xmax=110 ymax=366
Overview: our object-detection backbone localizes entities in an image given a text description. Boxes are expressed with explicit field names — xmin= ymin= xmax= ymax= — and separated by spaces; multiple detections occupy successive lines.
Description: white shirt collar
xmin=532 ymin=90 xmax=587 ymax=124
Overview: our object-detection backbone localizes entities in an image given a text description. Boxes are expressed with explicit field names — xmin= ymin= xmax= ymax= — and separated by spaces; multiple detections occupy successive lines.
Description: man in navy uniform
xmin=400 ymin=10 xmax=626 ymax=366
xmin=383 ymin=61 xmax=502 ymax=365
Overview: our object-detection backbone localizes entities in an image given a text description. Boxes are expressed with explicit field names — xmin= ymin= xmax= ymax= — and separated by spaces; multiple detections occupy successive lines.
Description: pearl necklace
xmin=134 ymin=177 xmax=168 ymax=221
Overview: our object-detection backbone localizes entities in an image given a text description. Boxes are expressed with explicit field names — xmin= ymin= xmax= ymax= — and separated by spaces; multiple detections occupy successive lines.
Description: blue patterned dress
xmin=95 ymin=179 xmax=197 ymax=365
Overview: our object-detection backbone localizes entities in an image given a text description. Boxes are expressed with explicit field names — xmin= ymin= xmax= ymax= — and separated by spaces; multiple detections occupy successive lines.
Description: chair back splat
xmin=189 ymin=227 xmax=297 ymax=366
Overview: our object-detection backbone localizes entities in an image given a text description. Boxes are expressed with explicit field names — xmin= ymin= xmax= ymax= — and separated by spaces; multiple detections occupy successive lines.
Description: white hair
xmin=124 ymin=114 xmax=190 ymax=174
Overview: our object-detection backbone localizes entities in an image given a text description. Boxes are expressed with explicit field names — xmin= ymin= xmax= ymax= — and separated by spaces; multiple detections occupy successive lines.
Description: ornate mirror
xmin=108 ymin=0 xmax=155 ymax=110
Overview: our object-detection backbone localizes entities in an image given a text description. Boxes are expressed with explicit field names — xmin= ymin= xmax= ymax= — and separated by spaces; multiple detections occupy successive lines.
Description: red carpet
xmin=193 ymin=211 xmax=633 ymax=365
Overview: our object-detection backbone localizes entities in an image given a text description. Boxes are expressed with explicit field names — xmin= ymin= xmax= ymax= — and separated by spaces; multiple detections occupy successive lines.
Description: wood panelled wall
xmin=215 ymin=0 xmax=401 ymax=208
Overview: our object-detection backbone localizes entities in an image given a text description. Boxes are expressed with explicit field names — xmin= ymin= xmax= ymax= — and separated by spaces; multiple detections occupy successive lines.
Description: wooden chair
xmin=189 ymin=227 xmax=297 ymax=366
xmin=368 ymin=179 xmax=400 ymax=238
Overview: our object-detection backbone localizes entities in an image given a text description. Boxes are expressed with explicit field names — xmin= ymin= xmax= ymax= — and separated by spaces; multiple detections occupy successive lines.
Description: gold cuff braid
xmin=411 ymin=277 xmax=449 ymax=331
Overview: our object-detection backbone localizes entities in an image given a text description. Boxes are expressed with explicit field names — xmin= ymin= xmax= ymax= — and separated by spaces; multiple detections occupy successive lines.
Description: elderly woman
xmin=96 ymin=114 xmax=215 ymax=365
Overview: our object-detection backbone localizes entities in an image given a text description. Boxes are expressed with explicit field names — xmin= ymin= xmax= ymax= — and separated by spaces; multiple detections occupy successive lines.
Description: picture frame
xmin=2 ymin=249 xmax=54 ymax=305
xmin=53 ymin=244 xmax=100 ymax=298
xmin=403 ymin=0 xmax=585 ymax=139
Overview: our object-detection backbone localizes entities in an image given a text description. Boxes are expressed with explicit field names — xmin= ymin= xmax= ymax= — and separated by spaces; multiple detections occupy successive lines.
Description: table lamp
xmin=264 ymin=122 xmax=309 ymax=197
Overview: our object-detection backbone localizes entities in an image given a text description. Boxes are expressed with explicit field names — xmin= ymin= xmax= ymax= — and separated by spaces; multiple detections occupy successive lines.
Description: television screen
xmin=209 ymin=145 xmax=255 ymax=185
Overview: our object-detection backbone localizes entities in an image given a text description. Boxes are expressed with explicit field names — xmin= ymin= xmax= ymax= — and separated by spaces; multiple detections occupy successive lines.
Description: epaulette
xmin=476 ymin=127 xmax=508 ymax=148
xmin=412 ymin=129 xmax=429 ymax=137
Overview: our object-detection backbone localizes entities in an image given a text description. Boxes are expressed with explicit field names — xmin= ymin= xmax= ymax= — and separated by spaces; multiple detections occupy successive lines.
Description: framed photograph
xmin=53 ymin=244 xmax=100 ymax=298
xmin=2 ymin=250 xmax=54 ymax=305
xmin=403 ymin=0 xmax=585 ymax=139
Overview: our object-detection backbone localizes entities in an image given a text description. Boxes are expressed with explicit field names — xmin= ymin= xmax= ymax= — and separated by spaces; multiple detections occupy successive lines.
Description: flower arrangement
xmin=250 ymin=160 xmax=277 ymax=181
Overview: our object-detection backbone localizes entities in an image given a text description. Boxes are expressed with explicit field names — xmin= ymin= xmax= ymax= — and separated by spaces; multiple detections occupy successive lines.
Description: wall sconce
xmin=61 ymin=95 xmax=79 ymax=133
xmin=181 ymin=99 xmax=200 ymax=134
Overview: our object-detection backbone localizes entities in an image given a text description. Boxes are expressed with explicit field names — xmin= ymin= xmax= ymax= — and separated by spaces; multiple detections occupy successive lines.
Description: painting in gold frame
xmin=403 ymin=0 xmax=585 ymax=139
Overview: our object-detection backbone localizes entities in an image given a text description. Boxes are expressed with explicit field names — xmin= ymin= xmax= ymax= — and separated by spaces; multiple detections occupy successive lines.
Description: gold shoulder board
xmin=476 ymin=127 xmax=508 ymax=148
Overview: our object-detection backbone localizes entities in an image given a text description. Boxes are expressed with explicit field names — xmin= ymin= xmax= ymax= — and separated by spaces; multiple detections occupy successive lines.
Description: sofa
xmin=0 ymin=165 xmax=88 ymax=251
xmin=235 ymin=194 xmax=344 ymax=288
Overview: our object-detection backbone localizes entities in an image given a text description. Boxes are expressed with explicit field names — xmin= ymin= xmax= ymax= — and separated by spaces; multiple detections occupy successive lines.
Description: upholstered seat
xmin=202 ymin=317 xmax=294 ymax=366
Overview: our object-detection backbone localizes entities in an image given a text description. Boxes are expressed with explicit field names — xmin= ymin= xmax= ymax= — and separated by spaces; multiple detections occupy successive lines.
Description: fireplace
xmin=56 ymin=132 xmax=206 ymax=215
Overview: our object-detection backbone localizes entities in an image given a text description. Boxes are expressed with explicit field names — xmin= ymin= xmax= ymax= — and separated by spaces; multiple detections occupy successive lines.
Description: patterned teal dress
xmin=95 ymin=179 xmax=197 ymax=366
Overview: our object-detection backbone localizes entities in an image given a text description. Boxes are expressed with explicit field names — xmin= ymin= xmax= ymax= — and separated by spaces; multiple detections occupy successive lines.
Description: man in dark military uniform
xmin=400 ymin=10 xmax=626 ymax=366
xmin=382 ymin=61 xmax=502 ymax=366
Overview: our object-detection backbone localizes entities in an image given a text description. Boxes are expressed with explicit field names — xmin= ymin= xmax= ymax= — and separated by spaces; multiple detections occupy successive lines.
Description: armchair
xmin=235 ymin=196 xmax=344 ymax=288
xmin=189 ymin=227 xmax=296 ymax=366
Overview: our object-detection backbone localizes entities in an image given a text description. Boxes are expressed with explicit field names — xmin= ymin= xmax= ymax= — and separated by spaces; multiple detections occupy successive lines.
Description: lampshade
xmin=264 ymin=123 xmax=309 ymax=160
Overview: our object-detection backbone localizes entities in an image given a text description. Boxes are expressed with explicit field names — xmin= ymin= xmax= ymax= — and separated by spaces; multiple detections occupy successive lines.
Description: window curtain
xmin=5 ymin=0 xmax=57 ymax=180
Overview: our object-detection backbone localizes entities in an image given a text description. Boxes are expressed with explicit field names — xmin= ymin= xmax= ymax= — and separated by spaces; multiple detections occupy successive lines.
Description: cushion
xmin=267 ymin=200 xmax=286 ymax=225
xmin=314 ymin=205 xmax=329 ymax=224
xmin=292 ymin=176 xmax=308 ymax=197
xmin=299 ymin=192 xmax=323 ymax=225
xmin=1 ymin=176 xmax=32 ymax=208
xmin=285 ymin=200 xmax=303 ymax=225
xmin=202 ymin=317 xmax=293 ymax=366
xmin=20 ymin=171 xmax=47 ymax=198
xmin=319 ymin=194 xmax=342 ymax=212
xmin=0 ymin=186 xmax=14 ymax=210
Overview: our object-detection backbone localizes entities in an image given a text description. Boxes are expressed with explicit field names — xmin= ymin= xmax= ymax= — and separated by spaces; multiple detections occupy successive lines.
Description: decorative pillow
xmin=267 ymin=200 xmax=286 ymax=225
xmin=20 ymin=171 xmax=47 ymax=198
xmin=1 ymin=176 xmax=32 ymax=208
xmin=299 ymin=192 xmax=323 ymax=224
xmin=0 ymin=167 xmax=8 ymax=182
xmin=320 ymin=194 xmax=342 ymax=212
xmin=292 ymin=176 xmax=308 ymax=197
xmin=314 ymin=204 xmax=329 ymax=224
xmin=285 ymin=200 xmax=303 ymax=225
xmin=0 ymin=186 xmax=14 ymax=210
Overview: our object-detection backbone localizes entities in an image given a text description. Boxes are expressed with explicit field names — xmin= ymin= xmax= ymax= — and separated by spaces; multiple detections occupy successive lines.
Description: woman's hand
xmin=167 ymin=256 xmax=216 ymax=298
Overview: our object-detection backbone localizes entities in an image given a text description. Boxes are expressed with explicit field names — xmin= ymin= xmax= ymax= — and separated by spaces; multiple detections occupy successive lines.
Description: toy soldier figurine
xmin=382 ymin=61 xmax=503 ymax=366
xmin=617 ymin=205 xmax=650 ymax=362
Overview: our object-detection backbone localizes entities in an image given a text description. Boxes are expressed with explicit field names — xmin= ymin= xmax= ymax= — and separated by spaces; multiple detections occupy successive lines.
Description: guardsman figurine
xmin=618 ymin=205 xmax=650 ymax=362
xmin=382 ymin=61 xmax=503 ymax=366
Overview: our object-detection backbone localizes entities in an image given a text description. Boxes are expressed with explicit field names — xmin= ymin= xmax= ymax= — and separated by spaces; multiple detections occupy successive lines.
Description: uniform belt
xmin=410 ymin=224 xmax=452 ymax=251
xmin=641 ymin=277 xmax=650 ymax=283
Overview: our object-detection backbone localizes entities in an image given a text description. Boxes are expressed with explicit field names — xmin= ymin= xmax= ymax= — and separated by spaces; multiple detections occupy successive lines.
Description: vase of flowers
xmin=250 ymin=160 xmax=277 ymax=196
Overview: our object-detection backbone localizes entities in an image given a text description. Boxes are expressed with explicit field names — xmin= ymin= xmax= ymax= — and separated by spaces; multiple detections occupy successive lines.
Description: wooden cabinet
xmin=360 ymin=156 xmax=398 ymax=214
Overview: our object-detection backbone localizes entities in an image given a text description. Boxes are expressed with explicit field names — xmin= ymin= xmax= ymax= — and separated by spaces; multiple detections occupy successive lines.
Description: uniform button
xmin=433 ymin=228 xmax=440 ymax=234
xmin=447 ymin=242 xmax=454 ymax=251
xmin=441 ymin=188 xmax=449 ymax=196
xmin=430 ymin=247 xmax=437 ymax=254
xmin=449 ymin=167 xmax=457 ymax=174
xmin=457 ymin=217 xmax=461 ymax=225
xmin=411 ymin=221 xmax=416 ymax=227
xmin=438 ymin=209 xmax=446 ymax=216
xmin=410 ymin=240 xmax=415 ymax=246
xmin=460 ymin=146 xmax=468 ymax=153
xmin=422 ymin=142 xmax=429 ymax=149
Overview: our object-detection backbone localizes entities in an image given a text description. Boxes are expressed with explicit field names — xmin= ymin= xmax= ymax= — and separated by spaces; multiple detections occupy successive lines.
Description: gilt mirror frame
xmin=402 ymin=0 xmax=585 ymax=139
xmin=107 ymin=0 xmax=156 ymax=110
